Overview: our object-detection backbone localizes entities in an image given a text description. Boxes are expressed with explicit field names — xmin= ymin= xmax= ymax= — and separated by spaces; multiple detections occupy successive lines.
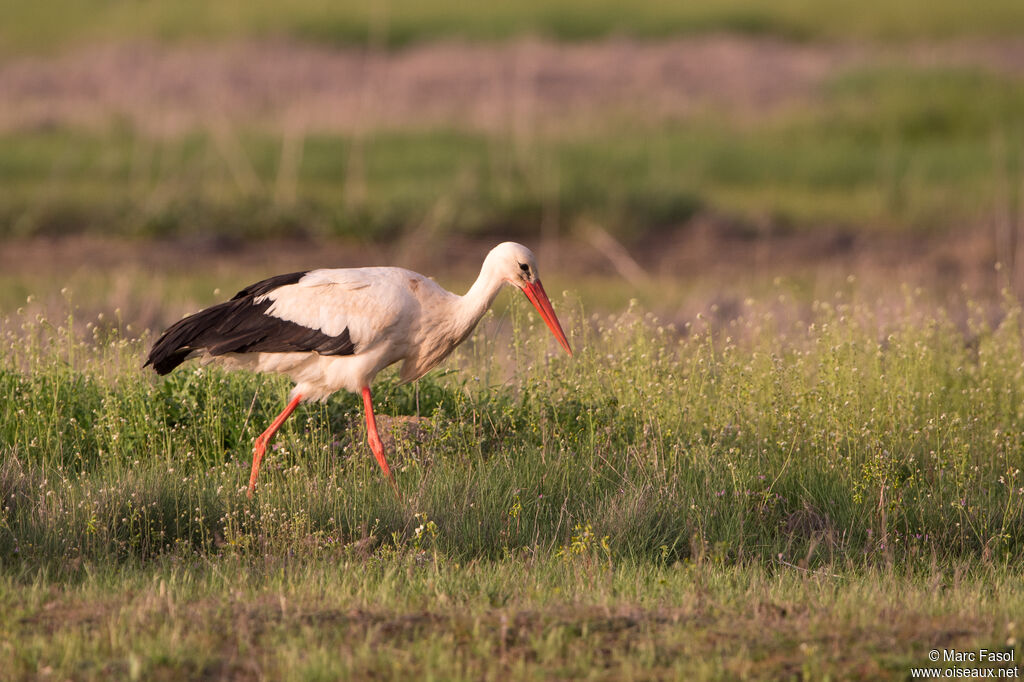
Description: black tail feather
xmin=145 ymin=300 xmax=244 ymax=375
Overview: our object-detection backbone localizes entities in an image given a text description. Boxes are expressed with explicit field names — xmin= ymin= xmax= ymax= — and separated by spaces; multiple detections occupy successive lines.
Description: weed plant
xmin=3 ymin=292 xmax=1024 ymax=575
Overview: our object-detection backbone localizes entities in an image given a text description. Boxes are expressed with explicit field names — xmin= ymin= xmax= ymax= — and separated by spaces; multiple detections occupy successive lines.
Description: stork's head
xmin=487 ymin=242 xmax=573 ymax=356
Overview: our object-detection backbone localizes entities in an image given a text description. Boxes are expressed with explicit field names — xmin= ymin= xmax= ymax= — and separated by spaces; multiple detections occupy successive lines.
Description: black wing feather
xmin=144 ymin=271 xmax=355 ymax=375
xmin=230 ymin=271 xmax=309 ymax=300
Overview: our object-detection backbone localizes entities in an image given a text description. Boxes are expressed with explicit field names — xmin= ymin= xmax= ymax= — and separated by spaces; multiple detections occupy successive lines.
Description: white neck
xmin=398 ymin=256 xmax=515 ymax=384
xmin=451 ymin=256 xmax=510 ymax=340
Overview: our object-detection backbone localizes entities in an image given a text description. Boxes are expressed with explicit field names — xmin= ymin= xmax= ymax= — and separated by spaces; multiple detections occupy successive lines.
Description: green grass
xmin=3 ymin=0 xmax=1024 ymax=54
xmin=3 ymin=65 xmax=1023 ymax=241
xmin=2 ymin=290 xmax=1024 ymax=677
xmin=2 ymin=559 xmax=1020 ymax=680
xmin=0 ymin=128 xmax=699 ymax=241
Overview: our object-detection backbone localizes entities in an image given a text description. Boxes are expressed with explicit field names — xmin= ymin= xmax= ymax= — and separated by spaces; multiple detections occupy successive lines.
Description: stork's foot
xmin=367 ymin=431 xmax=399 ymax=497
xmin=247 ymin=440 xmax=267 ymax=498
xmin=361 ymin=385 xmax=399 ymax=498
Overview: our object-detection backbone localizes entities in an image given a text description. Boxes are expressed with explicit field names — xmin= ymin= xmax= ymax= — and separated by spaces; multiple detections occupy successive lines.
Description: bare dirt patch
xmin=0 ymin=222 xmax=998 ymax=293
xmin=2 ymin=36 xmax=1023 ymax=136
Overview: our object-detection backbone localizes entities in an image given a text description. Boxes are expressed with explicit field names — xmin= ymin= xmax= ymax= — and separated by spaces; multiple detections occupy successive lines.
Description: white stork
xmin=145 ymin=242 xmax=572 ymax=496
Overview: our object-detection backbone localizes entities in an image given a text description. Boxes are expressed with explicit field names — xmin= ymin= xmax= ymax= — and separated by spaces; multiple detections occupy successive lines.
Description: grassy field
xmin=4 ymin=0 xmax=1024 ymax=678
xmin=3 ymin=561 xmax=1021 ymax=679
xmin=3 ymin=0 xmax=1024 ymax=53
xmin=2 ymin=294 xmax=1024 ymax=678
xmin=3 ymin=64 xmax=1023 ymax=243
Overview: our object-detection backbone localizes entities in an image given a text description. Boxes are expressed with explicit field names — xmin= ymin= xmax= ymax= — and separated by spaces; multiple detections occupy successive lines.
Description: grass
xmin=8 ymin=288 xmax=1024 ymax=568
xmin=3 ymin=0 xmax=1024 ymax=54
xmin=2 ymin=560 xmax=1020 ymax=680
xmin=3 ymin=65 xmax=1023 ymax=242
xmin=2 ymin=290 xmax=1024 ymax=678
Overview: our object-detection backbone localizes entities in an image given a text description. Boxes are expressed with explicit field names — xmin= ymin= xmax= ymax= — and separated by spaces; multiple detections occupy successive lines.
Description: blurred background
xmin=2 ymin=0 xmax=1024 ymax=331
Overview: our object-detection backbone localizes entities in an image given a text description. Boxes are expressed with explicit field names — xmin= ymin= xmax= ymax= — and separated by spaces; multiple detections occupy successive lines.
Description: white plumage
xmin=146 ymin=242 xmax=572 ymax=496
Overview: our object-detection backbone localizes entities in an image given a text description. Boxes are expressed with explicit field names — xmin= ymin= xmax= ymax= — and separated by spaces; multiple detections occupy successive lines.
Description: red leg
xmin=247 ymin=393 xmax=302 ymax=498
xmin=362 ymin=386 xmax=398 ymax=494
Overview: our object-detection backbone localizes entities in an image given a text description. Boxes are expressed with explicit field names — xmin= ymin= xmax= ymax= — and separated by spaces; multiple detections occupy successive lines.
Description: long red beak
xmin=521 ymin=279 xmax=573 ymax=356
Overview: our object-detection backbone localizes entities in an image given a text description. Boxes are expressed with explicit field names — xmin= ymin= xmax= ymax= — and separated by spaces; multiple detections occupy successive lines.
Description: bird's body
xmin=167 ymin=266 xmax=481 ymax=401
xmin=146 ymin=242 xmax=572 ymax=496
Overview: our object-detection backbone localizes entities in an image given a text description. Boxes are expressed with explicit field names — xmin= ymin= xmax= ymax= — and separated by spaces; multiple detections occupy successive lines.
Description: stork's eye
xmin=519 ymin=263 xmax=530 ymax=273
